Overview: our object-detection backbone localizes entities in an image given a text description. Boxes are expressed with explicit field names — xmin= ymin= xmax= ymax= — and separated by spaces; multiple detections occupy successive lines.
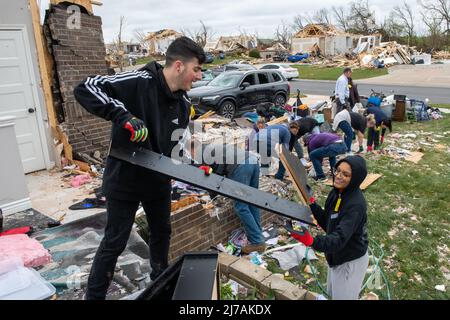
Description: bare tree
xmin=183 ymin=20 xmax=215 ymax=48
xmin=275 ymin=20 xmax=292 ymax=49
xmin=313 ymin=8 xmax=332 ymax=25
xmin=422 ymin=11 xmax=444 ymax=49
xmin=133 ymin=29 xmax=147 ymax=45
xmin=332 ymin=5 xmax=350 ymax=32
xmin=392 ymin=1 xmax=415 ymax=45
xmin=380 ymin=12 xmax=406 ymax=41
xmin=420 ymin=0 xmax=450 ymax=44
xmin=348 ymin=0 xmax=378 ymax=35
xmin=292 ymin=14 xmax=306 ymax=33
xmin=110 ymin=16 xmax=126 ymax=72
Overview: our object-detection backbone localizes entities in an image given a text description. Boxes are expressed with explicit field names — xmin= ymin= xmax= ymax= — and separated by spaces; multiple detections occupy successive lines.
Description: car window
xmin=272 ymin=72 xmax=282 ymax=82
xmin=208 ymin=73 xmax=242 ymax=87
xmin=225 ymin=66 xmax=238 ymax=71
xmin=241 ymin=74 xmax=256 ymax=86
xmin=202 ymin=72 xmax=214 ymax=81
xmin=257 ymin=73 xmax=270 ymax=84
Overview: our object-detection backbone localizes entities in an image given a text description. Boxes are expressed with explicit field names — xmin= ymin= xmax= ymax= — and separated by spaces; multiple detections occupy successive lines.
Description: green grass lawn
xmin=291 ymin=65 xmax=388 ymax=80
xmin=432 ymin=104 xmax=450 ymax=110
xmin=304 ymin=115 xmax=450 ymax=299
xmin=203 ymin=55 xmax=257 ymax=68
xmin=135 ymin=56 xmax=153 ymax=65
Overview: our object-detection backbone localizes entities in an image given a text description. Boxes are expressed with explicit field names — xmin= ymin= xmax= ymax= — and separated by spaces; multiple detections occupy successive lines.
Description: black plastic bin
xmin=136 ymin=251 xmax=219 ymax=300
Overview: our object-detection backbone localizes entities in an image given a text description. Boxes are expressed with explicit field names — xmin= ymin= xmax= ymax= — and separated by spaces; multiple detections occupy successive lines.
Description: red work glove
xmin=380 ymin=136 xmax=384 ymax=144
xmin=291 ymin=228 xmax=314 ymax=247
xmin=199 ymin=166 xmax=213 ymax=176
xmin=309 ymin=196 xmax=315 ymax=204
xmin=123 ymin=117 xmax=148 ymax=142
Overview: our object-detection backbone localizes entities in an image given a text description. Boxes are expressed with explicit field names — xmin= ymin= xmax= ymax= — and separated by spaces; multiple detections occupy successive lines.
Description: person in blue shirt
xmin=252 ymin=123 xmax=298 ymax=180
xmin=366 ymin=104 xmax=392 ymax=151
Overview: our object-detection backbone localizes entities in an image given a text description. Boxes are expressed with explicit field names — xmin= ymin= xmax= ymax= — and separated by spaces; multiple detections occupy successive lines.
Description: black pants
xmin=367 ymin=126 xmax=386 ymax=148
xmin=336 ymin=99 xmax=348 ymax=113
xmin=86 ymin=191 xmax=171 ymax=300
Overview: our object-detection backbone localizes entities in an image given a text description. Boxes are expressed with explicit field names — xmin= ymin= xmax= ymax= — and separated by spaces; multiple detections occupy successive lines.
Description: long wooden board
xmin=267 ymin=115 xmax=288 ymax=126
xmin=109 ymin=145 xmax=315 ymax=225
xmin=324 ymin=173 xmax=382 ymax=190
xmin=279 ymin=144 xmax=309 ymax=205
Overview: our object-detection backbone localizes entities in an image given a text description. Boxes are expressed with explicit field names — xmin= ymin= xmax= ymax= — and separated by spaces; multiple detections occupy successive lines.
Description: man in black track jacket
xmin=74 ymin=37 xmax=205 ymax=300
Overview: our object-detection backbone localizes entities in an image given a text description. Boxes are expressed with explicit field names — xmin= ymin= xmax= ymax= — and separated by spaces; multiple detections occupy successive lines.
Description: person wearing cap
xmin=290 ymin=156 xmax=369 ymax=300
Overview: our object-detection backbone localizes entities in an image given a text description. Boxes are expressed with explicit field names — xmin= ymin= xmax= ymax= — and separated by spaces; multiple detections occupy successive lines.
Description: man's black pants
xmin=336 ymin=99 xmax=348 ymax=113
xmin=86 ymin=190 xmax=171 ymax=300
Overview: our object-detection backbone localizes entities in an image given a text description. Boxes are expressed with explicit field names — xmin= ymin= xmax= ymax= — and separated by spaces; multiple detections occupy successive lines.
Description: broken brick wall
xmin=168 ymin=202 xmax=279 ymax=262
xmin=44 ymin=3 xmax=111 ymax=157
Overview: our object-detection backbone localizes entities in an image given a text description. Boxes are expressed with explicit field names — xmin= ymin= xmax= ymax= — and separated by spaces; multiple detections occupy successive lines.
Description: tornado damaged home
xmin=0 ymin=0 xmax=449 ymax=305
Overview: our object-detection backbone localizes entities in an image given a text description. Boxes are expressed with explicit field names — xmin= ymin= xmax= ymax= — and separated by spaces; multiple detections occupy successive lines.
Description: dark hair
xmin=289 ymin=122 xmax=299 ymax=130
xmin=343 ymin=67 xmax=352 ymax=74
xmin=165 ymin=36 xmax=206 ymax=67
xmin=383 ymin=119 xmax=393 ymax=132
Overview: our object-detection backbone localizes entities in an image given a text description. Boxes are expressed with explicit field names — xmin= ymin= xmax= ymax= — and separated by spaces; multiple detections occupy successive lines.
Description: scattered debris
xmin=435 ymin=285 xmax=446 ymax=292
xmin=0 ymin=234 xmax=52 ymax=268
xmin=361 ymin=292 xmax=379 ymax=300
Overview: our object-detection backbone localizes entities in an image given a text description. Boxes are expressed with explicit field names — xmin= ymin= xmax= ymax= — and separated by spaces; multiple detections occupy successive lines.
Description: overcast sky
xmin=38 ymin=0 xmax=425 ymax=43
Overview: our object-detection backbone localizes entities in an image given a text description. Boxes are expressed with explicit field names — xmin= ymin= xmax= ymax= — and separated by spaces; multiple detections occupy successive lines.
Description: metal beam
xmin=109 ymin=146 xmax=315 ymax=225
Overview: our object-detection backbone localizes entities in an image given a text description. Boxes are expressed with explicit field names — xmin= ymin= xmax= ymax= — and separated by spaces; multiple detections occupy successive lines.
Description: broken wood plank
xmin=267 ymin=115 xmax=288 ymax=126
xmin=405 ymin=151 xmax=424 ymax=164
xmin=324 ymin=173 xmax=382 ymax=190
xmin=279 ymin=144 xmax=309 ymax=205
xmin=197 ymin=110 xmax=215 ymax=120
xmin=73 ymin=160 xmax=91 ymax=172
xmin=360 ymin=173 xmax=382 ymax=190
xmin=57 ymin=126 xmax=73 ymax=162
xmin=29 ymin=0 xmax=58 ymax=138
xmin=171 ymin=196 xmax=199 ymax=212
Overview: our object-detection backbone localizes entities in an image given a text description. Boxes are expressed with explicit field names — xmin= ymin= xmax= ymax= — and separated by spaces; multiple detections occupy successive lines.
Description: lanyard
xmin=334 ymin=194 xmax=342 ymax=212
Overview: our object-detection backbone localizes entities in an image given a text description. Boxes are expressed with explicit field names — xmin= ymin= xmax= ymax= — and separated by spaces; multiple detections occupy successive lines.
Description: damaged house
xmin=143 ymin=29 xmax=182 ymax=55
xmin=259 ymin=42 xmax=288 ymax=60
xmin=291 ymin=24 xmax=357 ymax=56
xmin=204 ymin=35 xmax=258 ymax=53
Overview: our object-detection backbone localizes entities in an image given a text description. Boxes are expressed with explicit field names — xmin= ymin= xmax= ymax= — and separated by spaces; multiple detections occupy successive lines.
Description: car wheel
xmin=274 ymin=94 xmax=286 ymax=107
xmin=219 ymin=100 xmax=236 ymax=119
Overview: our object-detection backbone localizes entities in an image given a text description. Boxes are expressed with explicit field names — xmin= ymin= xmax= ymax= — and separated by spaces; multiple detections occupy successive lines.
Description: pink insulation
xmin=0 ymin=234 xmax=51 ymax=268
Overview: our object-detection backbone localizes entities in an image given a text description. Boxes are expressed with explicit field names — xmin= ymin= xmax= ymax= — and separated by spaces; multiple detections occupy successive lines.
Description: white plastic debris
xmin=435 ymin=285 xmax=446 ymax=292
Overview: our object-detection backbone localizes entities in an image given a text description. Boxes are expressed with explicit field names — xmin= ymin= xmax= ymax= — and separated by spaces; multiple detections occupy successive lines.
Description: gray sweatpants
xmin=327 ymin=251 xmax=369 ymax=300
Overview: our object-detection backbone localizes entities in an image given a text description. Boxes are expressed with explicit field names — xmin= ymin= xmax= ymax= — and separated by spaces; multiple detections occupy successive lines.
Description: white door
xmin=0 ymin=29 xmax=46 ymax=173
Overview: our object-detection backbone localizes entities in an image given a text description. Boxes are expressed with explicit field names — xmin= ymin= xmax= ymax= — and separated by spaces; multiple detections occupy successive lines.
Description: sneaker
xmin=313 ymin=176 xmax=327 ymax=182
xmin=241 ymin=243 xmax=267 ymax=254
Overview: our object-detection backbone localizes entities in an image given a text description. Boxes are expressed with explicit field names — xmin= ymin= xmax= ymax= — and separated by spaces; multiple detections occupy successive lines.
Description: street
xmin=290 ymin=79 xmax=450 ymax=104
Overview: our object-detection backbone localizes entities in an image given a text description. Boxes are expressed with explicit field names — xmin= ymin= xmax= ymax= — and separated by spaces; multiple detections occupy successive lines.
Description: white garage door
xmin=0 ymin=29 xmax=46 ymax=173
